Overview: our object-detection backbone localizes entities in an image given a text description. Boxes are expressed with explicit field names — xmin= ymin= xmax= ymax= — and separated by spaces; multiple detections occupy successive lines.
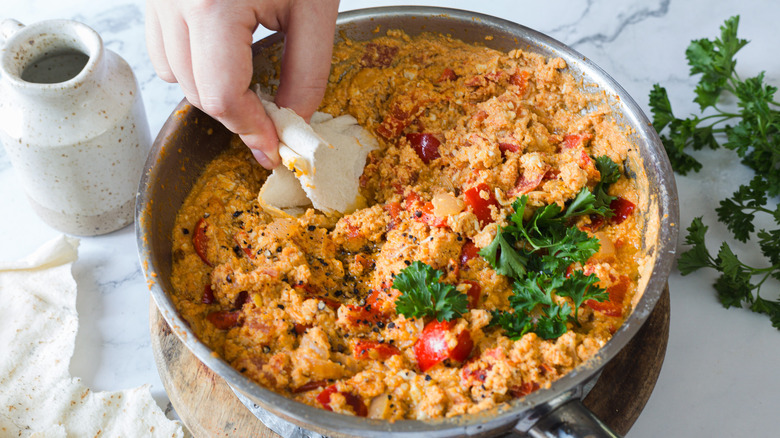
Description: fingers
xmin=275 ymin=0 xmax=339 ymax=121
xmin=144 ymin=0 xmax=175 ymax=83
xmin=187 ymin=4 xmax=280 ymax=167
xmin=155 ymin=2 xmax=200 ymax=108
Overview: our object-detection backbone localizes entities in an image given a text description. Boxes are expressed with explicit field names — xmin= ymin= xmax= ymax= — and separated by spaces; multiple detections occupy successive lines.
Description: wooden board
xmin=150 ymin=287 xmax=669 ymax=437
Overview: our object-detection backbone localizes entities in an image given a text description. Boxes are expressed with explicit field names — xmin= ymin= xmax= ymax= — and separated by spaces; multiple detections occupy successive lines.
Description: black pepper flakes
xmin=232 ymin=210 xmax=243 ymax=218
xmin=277 ymin=304 xmax=285 ymax=310
xmin=415 ymin=210 xmax=423 ymax=218
xmin=307 ymin=225 xmax=316 ymax=231
xmin=387 ymin=322 xmax=396 ymax=329
xmin=425 ymin=374 xmax=432 ymax=381
xmin=404 ymin=260 xmax=411 ymax=266
xmin=262 ymin=346 xmax=271 ymax=354
xmin=182 ymin=228 xmax=189 ymax=235
xmin=276 ymin=246 xmax=282 ymax=253
xmin=376 ymin=321 xmax=385 ymax=328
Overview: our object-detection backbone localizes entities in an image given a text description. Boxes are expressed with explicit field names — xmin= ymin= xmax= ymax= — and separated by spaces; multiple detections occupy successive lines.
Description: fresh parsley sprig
xmin=678 ymin=216 xmax=780 ymax=328
xmin=650 ymin=16 xmax=779 ymax=190
xmin=393 ymin=261 xmax=468 ymax=322
xmin=650 ymin=16 xmax=780 ymax=329
xmin=480 ymin=168 xmax=617 ymax=340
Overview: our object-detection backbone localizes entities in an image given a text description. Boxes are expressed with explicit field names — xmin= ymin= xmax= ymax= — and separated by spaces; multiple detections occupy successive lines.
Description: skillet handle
xmin=523 ymin=399 xmax=621 ymax=438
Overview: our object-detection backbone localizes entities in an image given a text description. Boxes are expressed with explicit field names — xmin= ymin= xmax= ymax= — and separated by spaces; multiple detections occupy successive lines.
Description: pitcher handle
xmin=0 ymin=19 xmax=24 ymax=45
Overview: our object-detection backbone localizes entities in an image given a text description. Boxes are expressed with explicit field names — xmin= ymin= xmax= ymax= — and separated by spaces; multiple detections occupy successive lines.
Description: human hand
xmin=145 ymin=0 xmax=339 ymax=168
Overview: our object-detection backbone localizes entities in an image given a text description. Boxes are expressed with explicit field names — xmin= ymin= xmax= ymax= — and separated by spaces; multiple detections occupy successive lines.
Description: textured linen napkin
xmin=0 ymin=236 xmax=185 ymax=438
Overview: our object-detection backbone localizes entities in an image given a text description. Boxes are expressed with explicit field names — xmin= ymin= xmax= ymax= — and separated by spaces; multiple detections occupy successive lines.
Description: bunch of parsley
xmin=479 ymin=157 xmax=620 ymax=340
xmin=649 ymin=16 xmax=780 ymax=328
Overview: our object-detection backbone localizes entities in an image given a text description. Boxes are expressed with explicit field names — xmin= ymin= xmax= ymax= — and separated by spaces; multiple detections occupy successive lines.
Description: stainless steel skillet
xmin=136 ymin=6 xmax=678 ymax=437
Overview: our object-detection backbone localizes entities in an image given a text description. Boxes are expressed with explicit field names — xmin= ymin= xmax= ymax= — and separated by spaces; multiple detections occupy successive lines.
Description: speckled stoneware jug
xmin=0 ymin=18 xmax=150 ymax=236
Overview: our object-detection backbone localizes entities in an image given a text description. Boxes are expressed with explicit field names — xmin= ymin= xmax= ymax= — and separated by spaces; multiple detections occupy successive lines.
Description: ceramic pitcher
xmin=0 ymin=19 xmax=150 ymax=236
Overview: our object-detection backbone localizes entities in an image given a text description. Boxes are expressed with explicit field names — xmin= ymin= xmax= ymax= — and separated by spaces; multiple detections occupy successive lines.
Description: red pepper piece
xmin=193 ymin=218 xmax=212 ymax=266
xmin=510 ymin=381 xmax=540 ymax=397
xmin=586 ymin=275 xmax=630 ymax=317
xmin=464 ymin=183 xmax=499 ymax=227
xmin=406 ymin=133 xmax=441 ymax=164
xmin=459 ymin=240 xmax=480 ymax=268
xmin=498 ymin=142 xmax=521 ymax=154
xmin=438 ymin=67 xmax=458 ymax=82
xmin=353 ymin=340 xmax=401 ymax=360
xmin=201 ymin=284 xmax=215 ymax=304
xmin=316 ymin=385 xmax=367 ymax=417
xmin=608 ymin=197 xmax=635 ymax=225
xmin=206 ymin=310 xmax=240 ymax=330
xmin=292 ymin=379 xmax=328 ymax=393
xmin=414 ymin=320 xmax=473 ymax=372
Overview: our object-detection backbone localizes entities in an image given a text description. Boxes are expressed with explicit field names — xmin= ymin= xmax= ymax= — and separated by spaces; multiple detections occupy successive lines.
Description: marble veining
xmin=1 ymin=1 xmax=779 ymax=437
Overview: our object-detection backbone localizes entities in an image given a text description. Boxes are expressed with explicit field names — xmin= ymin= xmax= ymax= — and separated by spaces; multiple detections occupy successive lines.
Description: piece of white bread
xmin=255 ymin=89 xmax=378 ymax=215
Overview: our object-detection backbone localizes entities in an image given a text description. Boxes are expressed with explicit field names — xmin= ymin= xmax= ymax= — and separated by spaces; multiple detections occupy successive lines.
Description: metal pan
xmin=136 ymin=6 xmax=678 ymax=437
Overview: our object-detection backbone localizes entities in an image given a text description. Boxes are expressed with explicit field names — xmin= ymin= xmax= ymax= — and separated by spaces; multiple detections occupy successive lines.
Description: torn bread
xmin=255 ymin=90 xmax=378 ymax=215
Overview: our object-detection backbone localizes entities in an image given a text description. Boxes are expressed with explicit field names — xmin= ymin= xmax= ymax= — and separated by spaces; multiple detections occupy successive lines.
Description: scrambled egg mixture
xmin=170 ymin=31 xmax=642 ymax=420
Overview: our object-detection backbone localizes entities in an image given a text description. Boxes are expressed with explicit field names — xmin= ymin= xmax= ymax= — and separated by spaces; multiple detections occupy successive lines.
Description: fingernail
xmin=251 ymin=149 xmax=275 ymax=169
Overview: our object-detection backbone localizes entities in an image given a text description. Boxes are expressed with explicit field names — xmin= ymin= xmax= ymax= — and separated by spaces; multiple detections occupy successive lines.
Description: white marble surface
xmin=1 ymin=0 xmax=778 ymax=436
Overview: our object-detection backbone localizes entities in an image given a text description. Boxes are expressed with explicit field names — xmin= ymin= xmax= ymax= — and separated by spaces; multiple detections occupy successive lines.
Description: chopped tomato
xmin=193 ymin=218 xmax=212 ymax=266
xmin=510 ymin=381 xmax=540 ymax=397
xmin=459 ymin=240 xmax=479 ymax=268
xmin=609 ymin=197 xmax=635 ymax=225
xmin=464 ymin=183 xmax=499 ymax=227
xmin=377 ymin=100 xmax=424 ymax=139
xmin=509 ymin=70 xmax=531 ymax=94
xmin=461 ymin=280 xmax=481 ymax=309
xmin=406 ymin=133 xmax=441 ymax=164
xmin=234 ymin=290 xmax=250 ymax=309
xmin=498 ymin=142 xmax=521 ymax=154
xmin=385 ymin=201 xmax=402 ymax=229
xmin=414 ymin=320 xmax=473 ymax=372
xmin=206 ymin=310 xmax=240 ymax=330
xmin=353 ymin=340 xmax=401 ymax=360
xmin=581 ymin=214 xmax=605 ymax=232
xmin=562 ymin=133 xmax=592 ymax=150
xmin=586 ymin=275 xmax=630 ymax=317
xmin=360 ymin=43 xmax=398 ymax=68
xmin=438 ymin=67 xmax=457 ymax=82
xmin=201 ymin=284 xmax=215 ymax=304
xmin=508 ymin=171 xmax=546 ymax=196
xmin=293 ymin=323 xmax=311 ymax=335
xmin=471 ymin=110 xmax=488 ymax=124
xmin=233 ymin=231 xmax=255 ymax=259
xmin=293 ymin=283 xmax=342 ymax=310
xmin=343 ymin=303 xmax=387 ymax=325
xmin=404 ymin=192 xmax=447 ymax=228
xmin=292 ymin=379 xmax=328 ymax=393
xmin=316 ymin=385 xmax=368 ymax=417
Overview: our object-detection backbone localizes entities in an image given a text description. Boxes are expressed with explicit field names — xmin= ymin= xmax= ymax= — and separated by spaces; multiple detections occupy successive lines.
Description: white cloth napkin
xmin=0 ymin=236 xmax=185 ymax=438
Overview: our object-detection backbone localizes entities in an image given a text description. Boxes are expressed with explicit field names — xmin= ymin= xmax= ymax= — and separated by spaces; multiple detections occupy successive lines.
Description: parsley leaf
xmin=484 ymin=185 xmax=613 ymax=340
xmin=478 ymin=226 xmax=528 ymax=278
xmin=653 ymin=16 xmax=780 ymax=330
xmin=393 ymin=261 xmax=468 ymax=322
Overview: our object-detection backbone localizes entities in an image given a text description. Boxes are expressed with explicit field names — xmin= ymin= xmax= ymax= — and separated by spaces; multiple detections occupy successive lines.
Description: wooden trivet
xmin=150 ymin=287 xmax=669 ymax=437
